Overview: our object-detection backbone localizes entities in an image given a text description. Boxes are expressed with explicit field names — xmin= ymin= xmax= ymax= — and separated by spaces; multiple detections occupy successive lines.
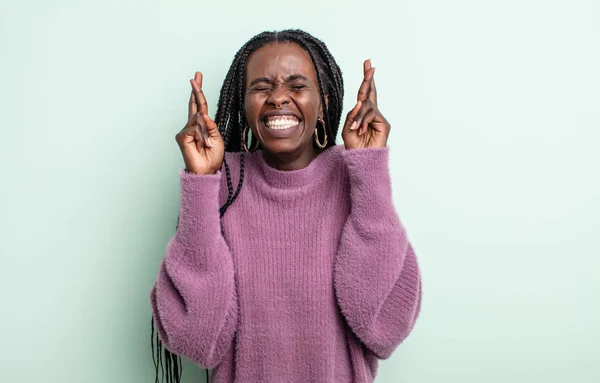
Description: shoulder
xmin=322 ymin=144 xmax=348 ymax=174
xmin=326 ymin=144 xmax=346 ymax=158
xmin=325 ymin=144 xmax=350 ymax=182
xmin=317 ymin=144 xmax=346 ymax=168
xmin=220 ymin=151 xmax=257 ymax=183
xmin=216 ymin=150 xmax=264 ymax=203
xmin=215 ymin=151 xmax=243 ymax=203
xmin=223 ymin=151 xmax=243 ymax=166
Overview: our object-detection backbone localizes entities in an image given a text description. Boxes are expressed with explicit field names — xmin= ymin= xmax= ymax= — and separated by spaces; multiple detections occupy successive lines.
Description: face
xmin=244 ymin=42 xmax=324 ymax=157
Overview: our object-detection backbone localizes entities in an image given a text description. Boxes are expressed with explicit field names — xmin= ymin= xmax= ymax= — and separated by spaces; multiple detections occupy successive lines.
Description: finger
xmin=183 ymin=113 xmax=208 ymax=148
xmin=178 ymin=117 xmax=204 ymax=148
xmin=352 ymin=101 xmax=374 ymax=133
xmin=342 ymin=101 xmax=363 ymax=137
xmin=196 ymin=113 xmax=212 ymax=148
xmin=194 ymin=125 xmax=202 ymax=143
xmin=190 ymin=72 xmax=209 ymax=116
xmin=359 ymin=109 xmax=378 ymax=136
xmin=188 ymin=89 xmax=197 ymax=120
xmin=182 ymin=113 xmax=199 ymax=132
xmin=363 ymin=58 xmax=372 ymax=76
xmin=203 ymin=114 xmax=219 ymax=135
xmin=188 ymin=72 xmax=203 ymax=118
xmin=357 ymin=67 xmax=376 ymax=102
xmin=195 ymin=124 xmax=207 ymax=152
xmin=370 ymin=75 xmax=378 ymax=106
xmin=188 ymin=77 xmax=198 ymax=119
xmin=363 ymin=59 xmax=378 ymax=105
xmin=202 ymin=114 xmax=220 ymax=147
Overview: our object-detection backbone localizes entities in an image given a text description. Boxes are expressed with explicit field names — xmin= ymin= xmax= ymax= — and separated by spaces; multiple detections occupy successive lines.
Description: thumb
xmin=202 ymin=114 xmax=221 ymax=138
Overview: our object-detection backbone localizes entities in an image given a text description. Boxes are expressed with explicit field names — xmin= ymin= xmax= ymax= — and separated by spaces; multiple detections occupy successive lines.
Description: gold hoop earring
xmin=314 ymin=118 xmax=328 ymax=149
xmin=243 ymin=126 xmax=260 ymax=152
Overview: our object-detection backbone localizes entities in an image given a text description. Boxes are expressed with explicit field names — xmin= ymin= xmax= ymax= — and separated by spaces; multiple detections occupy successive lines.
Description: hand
xmin=175 ymin=72 xmax=224 ymax=175
xmin=341 ymin=59 xmax=391 ymax=150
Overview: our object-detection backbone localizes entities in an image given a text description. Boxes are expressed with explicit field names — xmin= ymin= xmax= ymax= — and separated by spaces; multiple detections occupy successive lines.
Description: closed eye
xmin=249 ymin=86 xmax=272 ymax=93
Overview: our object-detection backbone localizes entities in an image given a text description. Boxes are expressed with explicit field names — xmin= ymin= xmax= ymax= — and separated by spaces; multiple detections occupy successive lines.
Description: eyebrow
xmin=286 ymin=74 xmax=308 ymax=82
xmin=248 ymin=74 xmax=309 ymax=87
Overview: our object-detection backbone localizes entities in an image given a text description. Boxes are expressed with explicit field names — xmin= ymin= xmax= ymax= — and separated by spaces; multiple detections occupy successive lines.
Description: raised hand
xmin=341 ymin=59 xmax=391 ymax=150
xmin=175 ymin=72 xmax=224 ymax=175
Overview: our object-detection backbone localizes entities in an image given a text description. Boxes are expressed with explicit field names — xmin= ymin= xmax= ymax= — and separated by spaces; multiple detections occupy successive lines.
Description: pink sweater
xmin=150 ymin=145 xmax=421 ymax=382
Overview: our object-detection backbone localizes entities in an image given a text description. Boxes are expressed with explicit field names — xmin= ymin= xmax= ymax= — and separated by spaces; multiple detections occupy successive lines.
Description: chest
xmin=220 ymin=184 xmax=350 ymax=301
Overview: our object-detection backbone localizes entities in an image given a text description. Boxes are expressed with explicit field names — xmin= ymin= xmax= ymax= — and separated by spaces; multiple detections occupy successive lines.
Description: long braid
xmin=151 ymin=29 xmax=344 ymax=383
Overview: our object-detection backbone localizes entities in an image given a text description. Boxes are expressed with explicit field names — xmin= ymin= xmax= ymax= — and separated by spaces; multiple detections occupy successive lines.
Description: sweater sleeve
xmin=334 ymin=147 xmax=421 ymax=360
xmin=150 ymin=169 xmax=238 ymax=369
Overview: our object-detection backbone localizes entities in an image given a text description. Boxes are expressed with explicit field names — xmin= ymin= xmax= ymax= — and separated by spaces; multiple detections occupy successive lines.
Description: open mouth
xmin=263 ymin=115 xmax=300 ymax=130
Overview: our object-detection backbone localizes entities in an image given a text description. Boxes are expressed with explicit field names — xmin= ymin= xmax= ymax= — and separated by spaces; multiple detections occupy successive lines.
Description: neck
xmin=261 ymin=146 xmax=321 ymax=171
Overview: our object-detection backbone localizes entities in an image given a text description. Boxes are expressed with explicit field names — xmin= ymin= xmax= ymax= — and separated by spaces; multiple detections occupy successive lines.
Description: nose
xmin=266 ymin=84 xmax=290 ymax=108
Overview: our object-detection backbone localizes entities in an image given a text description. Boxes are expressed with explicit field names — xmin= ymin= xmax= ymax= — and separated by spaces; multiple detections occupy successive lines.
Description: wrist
xmin=185 ymin=167 xmax=219 ymax=176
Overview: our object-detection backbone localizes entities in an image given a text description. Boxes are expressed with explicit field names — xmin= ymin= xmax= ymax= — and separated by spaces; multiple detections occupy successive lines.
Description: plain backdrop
xmin=1 ymin=0 xmax=598 ymax=382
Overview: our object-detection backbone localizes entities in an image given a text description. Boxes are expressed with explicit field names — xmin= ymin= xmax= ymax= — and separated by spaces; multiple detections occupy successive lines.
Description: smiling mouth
xmin=263 ymin=115 xmax=300 ymax=130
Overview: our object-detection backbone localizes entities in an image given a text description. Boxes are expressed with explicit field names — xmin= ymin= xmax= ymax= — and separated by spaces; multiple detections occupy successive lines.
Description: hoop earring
xmin=243 ymin=126 xmax=259 ymax=152
xmin=314 ymin=118 xmax=328 ymax=149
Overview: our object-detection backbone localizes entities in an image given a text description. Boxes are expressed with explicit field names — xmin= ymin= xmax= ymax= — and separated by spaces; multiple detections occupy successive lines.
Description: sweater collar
xmin=249 ymin=145 xmax=342 ymax=189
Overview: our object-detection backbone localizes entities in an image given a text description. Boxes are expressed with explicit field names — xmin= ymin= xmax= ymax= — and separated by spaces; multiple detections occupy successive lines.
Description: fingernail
xmin=350 ymin=121 xmax=357 ymax=130
xmin=207 ymin=137 xmax=213 ymax=148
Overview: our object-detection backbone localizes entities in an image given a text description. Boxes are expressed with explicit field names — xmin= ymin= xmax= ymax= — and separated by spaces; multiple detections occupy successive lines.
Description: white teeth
xmin=264 ymin=116 xmax=299 ymax=130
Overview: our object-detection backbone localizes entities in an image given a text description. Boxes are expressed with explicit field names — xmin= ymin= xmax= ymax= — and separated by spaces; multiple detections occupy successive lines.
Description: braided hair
xmin=152 ymin=29 xmax=345 ymax=383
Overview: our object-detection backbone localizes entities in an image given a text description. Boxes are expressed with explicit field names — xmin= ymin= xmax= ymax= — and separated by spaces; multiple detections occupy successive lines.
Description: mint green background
xmin=1 ymin=1 xmax=599 ymax=382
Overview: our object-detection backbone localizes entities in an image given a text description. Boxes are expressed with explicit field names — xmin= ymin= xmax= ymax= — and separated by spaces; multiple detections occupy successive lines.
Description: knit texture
xmin=150 ymin=145 xmax=421 ymax=383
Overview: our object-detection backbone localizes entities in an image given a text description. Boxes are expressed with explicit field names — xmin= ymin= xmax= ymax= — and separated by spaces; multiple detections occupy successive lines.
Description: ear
xmin=319 ymin=94 xmax=330 ymax=119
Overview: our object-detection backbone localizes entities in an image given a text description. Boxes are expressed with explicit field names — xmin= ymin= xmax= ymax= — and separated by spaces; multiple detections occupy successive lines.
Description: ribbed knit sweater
xmin=150 ymin=145 xmax=421 ymax=383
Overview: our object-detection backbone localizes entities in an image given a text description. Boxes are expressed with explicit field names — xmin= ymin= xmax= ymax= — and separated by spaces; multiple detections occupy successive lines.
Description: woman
xmin=150 ymin=29 xmax=421 ymax=383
